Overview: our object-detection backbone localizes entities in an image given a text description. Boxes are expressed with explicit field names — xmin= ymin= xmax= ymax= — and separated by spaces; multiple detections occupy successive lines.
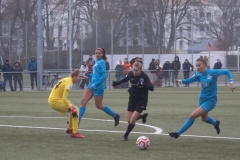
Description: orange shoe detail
xmin=71 ymin=132 xmax=85 ymax=138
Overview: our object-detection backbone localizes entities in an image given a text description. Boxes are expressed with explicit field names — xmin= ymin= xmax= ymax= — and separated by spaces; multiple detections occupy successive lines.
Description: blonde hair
xmin=70 ymin=69 xmax=81 ymax=78
xmin=196 ymin=58 xmax=207 ymax=66
xmin=133 ymin=62 xmax=142 ymax=69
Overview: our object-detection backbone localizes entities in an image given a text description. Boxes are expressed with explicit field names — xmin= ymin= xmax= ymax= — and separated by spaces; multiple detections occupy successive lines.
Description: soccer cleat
xmin=66 ymin=129 xmax=73 ymax=134
xmin=123 ymin=136 xmax=129 ymax=141
xmin=142 ymin=113 xmax=148 ymax=124
xmin=123 ymin=132 xmax=129 ymax=141
xmin=169 ymin=132 xmax=179 ymax=139
xmin=71 ymin=132 xmax=85 ymax=138
xmin=214 ymin=120 xmax=220 ymax=134
xmin=114 ymin=114 xmax=120 ymax=127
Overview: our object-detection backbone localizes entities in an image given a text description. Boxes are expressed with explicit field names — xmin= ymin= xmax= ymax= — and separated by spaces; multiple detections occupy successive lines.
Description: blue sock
xmin=78 ymin=107 xmax=86 ymax=122
xmin=205 ymin=116 xmax=216 ymax=126
xmin=103 ymin=106 xmax=116 ymax=118
xmin=177 ymin=117 xmax=195 ymax=135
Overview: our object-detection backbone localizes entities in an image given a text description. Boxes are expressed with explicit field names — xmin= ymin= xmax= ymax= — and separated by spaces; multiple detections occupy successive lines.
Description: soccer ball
xmin=136 ymin=136 xmax=150 ymax=150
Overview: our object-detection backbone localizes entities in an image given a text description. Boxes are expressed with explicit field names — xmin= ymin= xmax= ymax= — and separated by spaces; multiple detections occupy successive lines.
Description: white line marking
xmin=0 ymin=124 xmax=240 ymax=140
xmin=1 ymin=116 xmax=240 ymax=140
xmin=0 ymin=116 xmax=162 ymax=134
xmin=0 ymin=125 xmax=157 ymax=135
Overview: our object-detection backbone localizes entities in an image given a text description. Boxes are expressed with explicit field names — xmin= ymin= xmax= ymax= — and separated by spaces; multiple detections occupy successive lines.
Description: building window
xmin=180 ymin=27 xmax=183 ymax=37
xmin=50 ymin=26 xmax=54 ymax=37
xmin=133 ymin=39 xmax=138 ymax=46
xmin=236 ymin=26 xmax=240 ymax=33
xmin=50 ymin=11 xmax=54 ymax=20
xmin=180 ymin=40 xmax=183 ymax=50
xmin=85 ymin=25 xmax=89 ymax=33
xmin=199 ymin=25 xmax=204 ymax=32
xmin=207 ymin=12 xmax=211 ymax=21
xmin=188 ymin=26 xmax=191 ymax=38
xmin=123 ymin=39 xmax=126 ymax=46
xmin=187 ymin=13 xmax=191 ymax=23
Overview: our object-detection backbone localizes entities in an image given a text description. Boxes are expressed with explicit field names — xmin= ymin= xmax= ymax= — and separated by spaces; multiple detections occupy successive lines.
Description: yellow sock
xmin=72 ymin=107 xmax=79 ymax=134
xmin=68 ymin=113 xmax=73 ymax=130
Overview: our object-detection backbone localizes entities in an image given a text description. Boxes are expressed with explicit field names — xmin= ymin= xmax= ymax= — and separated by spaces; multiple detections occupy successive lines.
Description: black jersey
xmin=116 ymin=71 xmax=154 ymax=99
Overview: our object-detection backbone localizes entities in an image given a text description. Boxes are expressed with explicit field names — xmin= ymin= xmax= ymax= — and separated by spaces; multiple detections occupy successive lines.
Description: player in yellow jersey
xmin=48 ymin=69 xmax=85 ymax=138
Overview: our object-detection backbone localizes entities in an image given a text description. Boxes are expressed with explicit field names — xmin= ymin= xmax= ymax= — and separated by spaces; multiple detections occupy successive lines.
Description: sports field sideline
xmin=0 ymin=87 xmax=239 ymax=160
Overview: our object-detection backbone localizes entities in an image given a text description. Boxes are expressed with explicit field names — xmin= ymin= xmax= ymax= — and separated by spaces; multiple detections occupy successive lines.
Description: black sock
xmin=124 ymin=124 xmax=135 ymax=138
xmin=127 ymin=123 xmax=135 ymax=132
xmin=137 ymin=115 xmax=143 ymax=120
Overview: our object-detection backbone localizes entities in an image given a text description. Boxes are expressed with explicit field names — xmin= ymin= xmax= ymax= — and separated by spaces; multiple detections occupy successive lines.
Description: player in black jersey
xmin=112 ymin=62 xmax=154 ymax=141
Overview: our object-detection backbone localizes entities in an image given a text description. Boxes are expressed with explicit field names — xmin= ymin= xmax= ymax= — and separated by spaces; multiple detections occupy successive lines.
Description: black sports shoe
xmin=169 ymin=132 xmax=179 ymax=139
xmin=114 ymin=114 xmax=120 ymax=127
xmin=123 ymin=132 xmax=129 ymax=141
xmin=142 ymin=113 xmax=148 ymax=124
xmin=123 ymin=136 xmax=128 ymax=141
xmin=214 ymin=120 xmax=220 ymax=134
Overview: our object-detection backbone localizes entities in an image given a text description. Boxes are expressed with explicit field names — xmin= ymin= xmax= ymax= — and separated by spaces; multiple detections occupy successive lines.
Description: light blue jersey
xmin=87 ymin=58 xmax=107 ymax=96
xmin=182 ymin=69 xmax=233 ymax=99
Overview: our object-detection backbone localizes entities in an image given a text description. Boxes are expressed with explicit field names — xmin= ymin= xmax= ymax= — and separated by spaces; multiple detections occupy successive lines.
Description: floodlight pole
xmin=37 ymin=0 xmax=43 ymax=90
xmin=238 ymin=47 xmax=240 ymax=72
xmin=68 ymin=0 xmax=72 ymax=70
xmin=191 ymin=16 xmax=194 ymax=65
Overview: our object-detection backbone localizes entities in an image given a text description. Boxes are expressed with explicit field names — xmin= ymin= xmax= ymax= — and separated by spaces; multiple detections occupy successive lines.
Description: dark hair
xmin=196 ymin=58 xmax=207 ymax=66
xmin=70 ymin=69 xmax=81 ymax=78
xmin=96 ymin=48 xmax=106 ymax=61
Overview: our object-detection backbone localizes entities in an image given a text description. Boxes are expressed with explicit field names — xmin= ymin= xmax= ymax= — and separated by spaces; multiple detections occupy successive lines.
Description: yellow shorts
xmin=48 ymin=99 xmax=70 ymax=114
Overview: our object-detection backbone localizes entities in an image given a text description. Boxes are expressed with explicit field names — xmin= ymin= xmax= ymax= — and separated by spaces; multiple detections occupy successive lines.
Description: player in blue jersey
xmin=169 ymin=58 xmax=235 ymax=139
xmin=78 ymin=48 xmax=120 ymax=130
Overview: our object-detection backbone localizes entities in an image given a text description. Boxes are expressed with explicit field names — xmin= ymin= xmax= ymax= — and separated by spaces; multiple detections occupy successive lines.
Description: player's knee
xmin=96 ymin=105 xmax=104 ymax=110
xmin=80 ymin=99 xmax=87 ymax=106
xmin=201 ymin=117 xmax=207 ymax=122
xmin=129 ymin=120 xmax=136 ymax=125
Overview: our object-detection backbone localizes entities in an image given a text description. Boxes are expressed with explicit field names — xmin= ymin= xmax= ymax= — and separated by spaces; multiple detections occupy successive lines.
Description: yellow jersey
xmin=48 ymin=77 xmax=73 ymax=108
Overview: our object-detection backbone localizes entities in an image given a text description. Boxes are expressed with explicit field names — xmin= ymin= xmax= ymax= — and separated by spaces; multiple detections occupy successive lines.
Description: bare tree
xmin=0 ymin=0 xmax=21 ymax=56
xmin=207 ymin=0 xmax=240 ymax=51
xmin=135 ymin=0 xmax=192 ymax=54
xmin=76 ymin=0 xmax=142 ymax=52
xmin=198 ymin=0 xmax=240 ymax=51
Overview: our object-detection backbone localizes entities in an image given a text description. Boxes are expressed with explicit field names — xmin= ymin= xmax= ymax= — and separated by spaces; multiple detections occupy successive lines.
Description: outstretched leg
xmin=169 ymin=107 xmax=205 ymax=139
xmin=94 ymin=96 xmax=120 ymax=127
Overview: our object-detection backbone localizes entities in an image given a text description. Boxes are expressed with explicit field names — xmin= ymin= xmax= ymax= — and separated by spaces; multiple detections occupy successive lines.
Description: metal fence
xmin=0 ymin=69 xmax=239 ymax=91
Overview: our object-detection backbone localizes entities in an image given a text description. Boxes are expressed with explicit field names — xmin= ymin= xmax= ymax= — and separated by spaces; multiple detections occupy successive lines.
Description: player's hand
xmin=112 ymin=81 xmax=118 ymax=86
xmin=90 ymin=84 xmax=95 ymax=89
xmin=176 ymin=79 xmax=182 ymax=84
xmin=137 ymin=82 xmax=143 ymax=88
xmin=69 ymin=105 xmax=78 ymax=117
xmin=229 ymin=83 xmax=235 ymax=92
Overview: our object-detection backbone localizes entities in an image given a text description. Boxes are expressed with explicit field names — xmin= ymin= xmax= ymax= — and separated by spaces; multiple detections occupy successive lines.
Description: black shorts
xmin=128 ymin=96 xmax=148 ymax=113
